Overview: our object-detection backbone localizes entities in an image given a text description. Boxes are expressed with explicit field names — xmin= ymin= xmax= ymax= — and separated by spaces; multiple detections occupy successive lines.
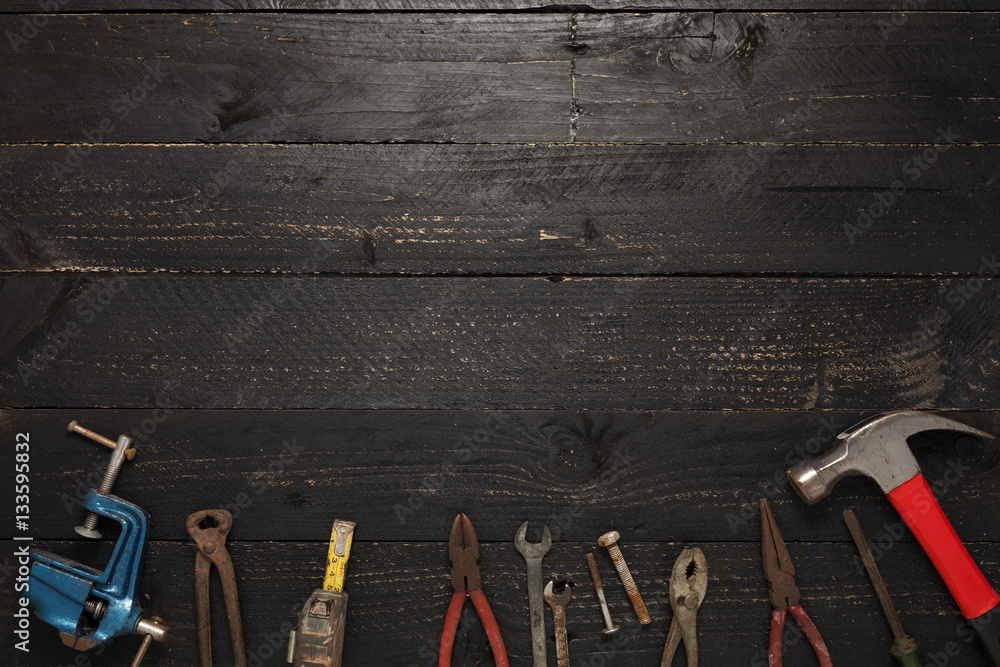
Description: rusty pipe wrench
xmin=514 ymin=522 xmax=552 ymax=667
xmin=187 ymin=510 xmax=247 ymax=667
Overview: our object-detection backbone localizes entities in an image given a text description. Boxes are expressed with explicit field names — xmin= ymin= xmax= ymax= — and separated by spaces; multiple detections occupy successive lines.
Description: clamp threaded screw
xmin=69 ymin=422 xmax=134 ymax=539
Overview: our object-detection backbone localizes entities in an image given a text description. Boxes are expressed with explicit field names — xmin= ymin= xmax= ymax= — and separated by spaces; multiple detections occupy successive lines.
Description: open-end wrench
xmin=544 ymin=580 xmax=572 ymax=667
xmin=514 ymin=522 xmax=552 ymax=667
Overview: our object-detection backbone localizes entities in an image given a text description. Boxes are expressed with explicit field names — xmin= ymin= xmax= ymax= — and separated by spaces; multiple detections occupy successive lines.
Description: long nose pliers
xmin=439 ymin=513 xmax=509 ymax=667
xmin=760 ymin=498 xmax=833 ymax=667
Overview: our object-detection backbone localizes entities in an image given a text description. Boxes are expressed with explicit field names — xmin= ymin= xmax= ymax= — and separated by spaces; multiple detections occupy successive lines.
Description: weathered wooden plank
xmin=3 ymin=14 xmax=999 ymax=143
xmin=1 ymin=275 xmax=999 ymax=410
xmin=2 ymin=143 xmax=998 ymax=275
xmin=1 ymin=540 xmax=994 ymax=666
xmin=574 ymin=12 xmax=1000 ymax=143
xmin=2 ymin=409 xmax=997 ymax=542
xmin=0 ymin=13 xmax=569 ymax=143
xmin=0 ymin=0 xmax=992 ymax=11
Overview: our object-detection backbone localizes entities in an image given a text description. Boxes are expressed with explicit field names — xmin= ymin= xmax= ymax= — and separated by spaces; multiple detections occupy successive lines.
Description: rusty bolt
xmin=598 ymin=530 xmax=650 ymax=625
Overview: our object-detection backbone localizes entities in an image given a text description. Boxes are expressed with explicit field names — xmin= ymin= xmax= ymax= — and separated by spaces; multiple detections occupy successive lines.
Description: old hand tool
xmin=787 ymin=412 xmax=1000 ymax=664
xmin=585 ymin=552 xmax=620 ymax=634
xmin=843 ymin=510 xmax=922 ymax=667
xmin=288 ymin=519 xmax=356 ymax=667
xmin=760 ymin=499 xmax=832 ymax=667
xmin=661 ymin=547 xmax=707 ymax=667
xmin=187 ymin=509 xmax=246 ymax=667
xmin=440 ymin=513 xmax=509 ymax=667
xmin=514 ymin=521 xmax=552 ymax=667
xmin=30 ymin=423 xmax=167 ymax=666
xmin=599 ymin=530 xmax=651 ymax=624
xmin=544 ymin=580 xmax=572 ymax=667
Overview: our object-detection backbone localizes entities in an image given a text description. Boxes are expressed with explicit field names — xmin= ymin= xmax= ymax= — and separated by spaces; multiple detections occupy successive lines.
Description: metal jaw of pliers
xmin=760 ymin=499 xmax=832 ymax=667
xmin=661 ymin=547 xmax=708 ymax=667
xmin=440 ymin=513 xmax=509 ymax=667
xmin=187 ymin=509 xmax=247 ymax=667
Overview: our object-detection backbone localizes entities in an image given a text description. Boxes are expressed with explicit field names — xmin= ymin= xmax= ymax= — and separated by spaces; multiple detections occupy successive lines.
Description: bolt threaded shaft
xmin=606 ymin=544 xmax=650 ymax=624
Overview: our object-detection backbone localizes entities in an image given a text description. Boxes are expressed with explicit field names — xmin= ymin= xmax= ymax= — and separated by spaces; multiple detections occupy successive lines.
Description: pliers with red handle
xmin=760 ymin=499 xmax=833 ymax=667
xmin=439 ymin=513 xmax=509 ymax=667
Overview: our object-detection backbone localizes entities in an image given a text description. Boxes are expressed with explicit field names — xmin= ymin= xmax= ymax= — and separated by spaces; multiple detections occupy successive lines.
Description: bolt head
xmin=603 ymin=625 xmax=621 ymax=635
xmin=75 ymin=525 xmax=101 ymax=539
xmin=598 ymin=530 xmax=620 ymax=547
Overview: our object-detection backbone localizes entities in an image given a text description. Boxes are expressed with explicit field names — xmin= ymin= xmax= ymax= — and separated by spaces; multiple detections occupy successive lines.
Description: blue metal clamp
xmin=30 ymin=489 xmax=152 ymax=650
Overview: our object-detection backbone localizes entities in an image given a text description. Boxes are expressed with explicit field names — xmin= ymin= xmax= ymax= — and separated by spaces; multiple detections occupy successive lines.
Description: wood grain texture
xmin=1 ymin=540 xmax=993 ymax=666
xmin=0 ymin=13 xmax=569 ymax=143
xmin=1 ymin=275 xmax=999 ymax=410
xmin=3 ymin=13 xmax=999 ymax=143
xmin=2 ymin=143 xmax=999 ymax=275
xmin=0 ymin=0 xmax=993 ymax=11
xmin=2 ymin=409 xmax=997 ymax=542
xmin=574 ymin=12 xmax=1000 ymax=143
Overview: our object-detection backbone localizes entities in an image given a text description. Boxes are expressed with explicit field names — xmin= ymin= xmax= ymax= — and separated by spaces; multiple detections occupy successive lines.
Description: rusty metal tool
xmin=661 ymin=547 xmax=707 ymax=667
xmin=788 ymin=412 xmax=999 ymax=665
xmin=288 ymin=519 xmax=356 ymax=667
xmin=585 ymin=552 xmax=620 ymax=634
xmin=187 ymin=509 xmax=246 ymax=667
xmin=599 ymin=530 xmax=651 ymax=624
xmin=514 ymin=521 xmax=552 ymax=667
xmin=440 ymin=513 xmax=508 ymax=667
xmin=544 ymin=580 xmax=572 ymax=667
xmin=761 ymin=499 xmax=832 ymax=667
xmin=843 ymin=510 xmax=923 ymax=667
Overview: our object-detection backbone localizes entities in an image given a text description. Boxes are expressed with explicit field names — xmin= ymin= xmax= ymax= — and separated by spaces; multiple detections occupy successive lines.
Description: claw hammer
xmin=787 ymin=411 xmax=1000 ymax=665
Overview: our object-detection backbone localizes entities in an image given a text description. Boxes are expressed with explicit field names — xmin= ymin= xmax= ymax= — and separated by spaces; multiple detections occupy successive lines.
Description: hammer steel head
xmin=787 ymin=411 xmax=992 ymax=504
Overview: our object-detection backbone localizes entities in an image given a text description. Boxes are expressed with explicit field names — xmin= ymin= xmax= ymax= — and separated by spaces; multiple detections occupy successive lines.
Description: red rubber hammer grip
xmin=887 ymin=473 xmax=1000 ymax=619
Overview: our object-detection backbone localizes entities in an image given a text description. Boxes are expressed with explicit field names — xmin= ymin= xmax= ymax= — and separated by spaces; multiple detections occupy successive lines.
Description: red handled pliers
xmin=760 ymin=499 xmax=833 ymax=667
xmin=439 ymin=513 xmax=509 ymax=667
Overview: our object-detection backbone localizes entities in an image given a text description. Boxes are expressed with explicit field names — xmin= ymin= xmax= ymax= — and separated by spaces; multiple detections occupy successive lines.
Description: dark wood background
xmin=1 ymin=0 xmax=998 ymax=664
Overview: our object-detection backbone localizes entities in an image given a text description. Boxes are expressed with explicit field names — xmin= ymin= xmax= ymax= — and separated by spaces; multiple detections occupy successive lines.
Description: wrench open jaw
xmin=544 ymin=580 xmax=573 ymax=667
xmin=514 ymin=522 xmax=552 ymax=667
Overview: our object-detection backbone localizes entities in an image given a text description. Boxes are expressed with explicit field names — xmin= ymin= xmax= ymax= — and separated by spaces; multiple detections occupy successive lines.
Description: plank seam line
xmin=0 ymin=271 xmax=996 ymax=278
xmin=2 ymin=8 xmax=999 ymax=15
xmin=5 ymin=141 xmax=997 ymax=148
xmin=5 ymin=407 xmax=998 ymax=412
